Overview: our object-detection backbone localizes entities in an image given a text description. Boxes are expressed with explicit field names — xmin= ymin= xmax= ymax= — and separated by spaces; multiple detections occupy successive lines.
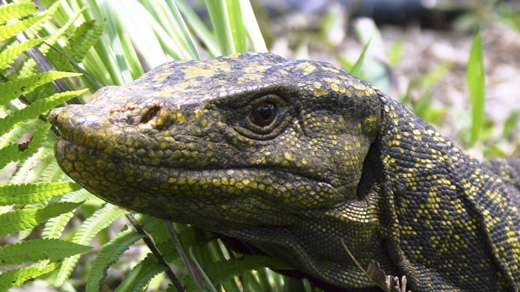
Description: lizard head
xmin=50 ymin=52 xmax=388 ymax=288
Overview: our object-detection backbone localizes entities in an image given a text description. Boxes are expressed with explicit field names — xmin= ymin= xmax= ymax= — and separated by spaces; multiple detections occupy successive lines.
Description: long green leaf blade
xmin=163 ymin=0 xmax=201 ymax=59
xmin=176 ymin=0 xmax=219 ymax=57
xmin=350 ymin=38 xmax=371 ymax=77
xmin=204 ymin=255 xmax=291 ymax=288
xmin=206 ymin=0 xmax=234 ymax=55
xmin=135 ymin=0 xmax=199 ymax=61
xmin=227 ymin=0 xmax=246 ymax=53
xmin=0 ymin=238 xmax=91 ymax=267
xmin=114 ymin=253 xmax=167 ymax=292
xmin=466 ymin=32 xmax=485 ymax=147
xmin=239 ymin=0 xmax=266 ymax=52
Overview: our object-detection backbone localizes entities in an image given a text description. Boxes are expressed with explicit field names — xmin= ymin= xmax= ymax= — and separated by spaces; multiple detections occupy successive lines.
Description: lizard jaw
xmin=54 ymin=138 xmax=346 ymax=227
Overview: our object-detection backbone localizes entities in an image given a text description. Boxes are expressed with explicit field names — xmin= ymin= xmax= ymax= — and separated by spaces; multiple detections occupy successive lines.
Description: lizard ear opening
xmin=356 ymin=140 xmax=383 ymax=201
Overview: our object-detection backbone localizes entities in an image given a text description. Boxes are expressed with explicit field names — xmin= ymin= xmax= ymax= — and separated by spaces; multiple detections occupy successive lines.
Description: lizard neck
xmin=374 ymin=94 xmax=520 ymax=290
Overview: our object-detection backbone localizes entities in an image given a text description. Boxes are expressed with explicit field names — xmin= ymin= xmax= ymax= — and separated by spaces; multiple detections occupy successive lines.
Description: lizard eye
xmin=250 ymin=102 xmax=277 ymax=127
xmin=231 ymin=94 xmax=289 ymax=140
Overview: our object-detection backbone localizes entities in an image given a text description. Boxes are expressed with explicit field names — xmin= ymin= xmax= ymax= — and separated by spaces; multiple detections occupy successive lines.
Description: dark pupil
xmin=251 ymin=102 xmax=276 ymax=126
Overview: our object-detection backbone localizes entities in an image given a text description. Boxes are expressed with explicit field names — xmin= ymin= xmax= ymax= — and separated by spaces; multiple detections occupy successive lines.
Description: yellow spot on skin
xmin=313 ymin=88 xmax=329 ymax=97
xmin=176 ymin=113 xmax=186 ymax=124
xmin=194 ymin=109 xmax=203 ymax=119
xmin=200 ymin=119 xmax=208 ymax=127
xmin=238 ymin=73 xmax=264 ymax=83
xmin=181 ymin=67 xmax=216 ymax=79
xmin=296 ymin=62 xmax=316 ymax=75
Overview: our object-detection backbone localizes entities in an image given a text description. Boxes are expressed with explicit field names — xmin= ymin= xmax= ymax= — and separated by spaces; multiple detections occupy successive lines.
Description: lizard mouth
xmin=54 ymin=137 xmax=344 ymax=226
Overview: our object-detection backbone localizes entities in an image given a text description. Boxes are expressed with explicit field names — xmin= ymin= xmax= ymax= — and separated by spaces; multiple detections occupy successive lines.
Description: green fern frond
xmin=55 ymin=204 xmax=129 ymax=285
xmin=0 ymin=4 xmax=75 ymax=79
xmin=38 ymin=159 xmax=67 ymax=181
xmin=0 ymin=37 xmax=45 ymax=71
xmin=0 ymin=1 xmax=38 ymax=24
xmin=0 ymin=134 xmax=39 ymax=170
xmin=0 ymin=71 xmax=80 ymax=105
xmin=0 ymin=238 xmax=90 ymax=267
xmin=0 ymin=181 xmax=81 ymax=205
xmin=7 ymin=133 xmax=55 ymax=186
xmin=0 ymin=261 xmax=60 ymax=291
xmin=65 ymin=20 xmax=106 ymax=63
xmin=24 ymin=1 xmax=62 ymax=40
xmin=0 ymin=1 xmax=108 ymax=290
xmin=114 ymin=253 xmax=167 ymax=292
xmin=44 ymin=6 xmax=89 ymax=46
xmin=86 ymin=227 xmax=145 ymax=292
xmin=42 ymin=6 xmax=104 ymax=76
xmin=5 ymin=56 xmax=37 ymax=82
xmin=0 ymin=121 xmax=49 ymax=170
xmin=42 ymin=189 xmax=94 ymax=239
xmin=0 ymin=119 xmax=42 ymax=147
xmin=0 ymin=12 xmax=45 ymax=43
xmin=0 ymin=201 xmax=82 ymax=236
xmin=0 ymin=88 xmax=86 ymax=137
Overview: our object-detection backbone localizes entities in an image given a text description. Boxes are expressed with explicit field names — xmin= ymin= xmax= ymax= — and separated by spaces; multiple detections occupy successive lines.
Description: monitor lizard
xmin=49 ymin=52 xmax=520 ymax=291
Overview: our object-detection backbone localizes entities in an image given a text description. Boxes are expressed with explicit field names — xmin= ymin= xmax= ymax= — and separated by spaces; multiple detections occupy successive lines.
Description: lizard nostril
xmin=139 ymin=105 xmax=161 ymax=124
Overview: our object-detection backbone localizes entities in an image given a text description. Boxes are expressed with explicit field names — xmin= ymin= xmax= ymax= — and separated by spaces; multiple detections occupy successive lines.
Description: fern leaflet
xmin=55 ymin=204 xmax=129 ymax=285
xmin=86 ymin=227 xmax=144 ymax=292
xmin=0 ymin=181 xmax=81 ymax=205
xmin=0 ymin=1 xmax=38 ymax=24
xmin=0 ymin=37 xmax=45 ymax=71
xmin=0 ymin=261 xmax=60 ymax=291
xmin=0 ymin=201 xmax=82 ymax=236
xmin=0 ymin=88 xmax=87 ymax=137
xmin=42 ymin=189 xmax=94 ymax=239
xmin=0 ymin=12 xmax=46 ymax=43
xmin=65 ymin=19 xmax=106 ymax=63
xmin=0 ymin=71 xmax=81 ymax=105
xmin=0 ymin=238 xmax=90 ymax=267
xmin=0 ymin=122 xmax=50 ymax=170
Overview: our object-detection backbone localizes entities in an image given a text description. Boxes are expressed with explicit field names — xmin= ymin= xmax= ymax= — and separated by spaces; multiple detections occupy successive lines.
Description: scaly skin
xmin=50 ymin=52 xmax=520 ymax=291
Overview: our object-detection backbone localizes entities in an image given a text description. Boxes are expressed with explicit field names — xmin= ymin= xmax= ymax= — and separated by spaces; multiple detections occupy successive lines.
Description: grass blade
xmin=466 ymin=32 xmax=485 ymax=147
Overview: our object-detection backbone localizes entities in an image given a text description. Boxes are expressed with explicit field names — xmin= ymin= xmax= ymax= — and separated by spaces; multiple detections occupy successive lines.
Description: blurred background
xmin=233 ymin=0 xmax=520 ymax=157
